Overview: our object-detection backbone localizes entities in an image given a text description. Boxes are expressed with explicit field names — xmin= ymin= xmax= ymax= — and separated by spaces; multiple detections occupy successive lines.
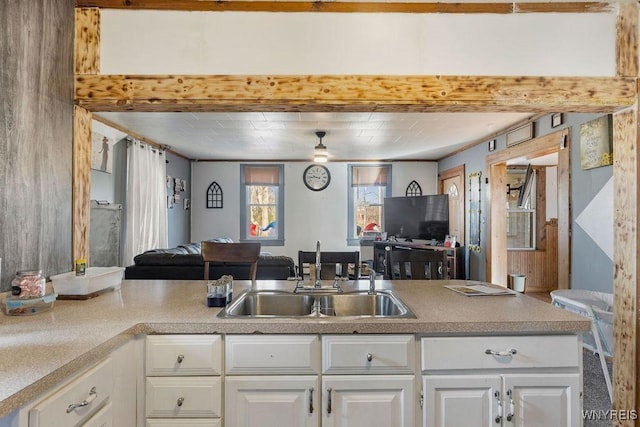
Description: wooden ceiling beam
xmin=74 ymin=0 xmax=611 ymax=14
xmin=75 ymin=74 xmax=635 ymax=113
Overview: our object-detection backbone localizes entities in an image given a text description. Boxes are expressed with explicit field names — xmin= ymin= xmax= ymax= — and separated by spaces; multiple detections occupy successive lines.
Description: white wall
xmin=100 ymin=11 xmax=615 ymax=76
xmin=191 ymin=161 xmax=437 ymax=260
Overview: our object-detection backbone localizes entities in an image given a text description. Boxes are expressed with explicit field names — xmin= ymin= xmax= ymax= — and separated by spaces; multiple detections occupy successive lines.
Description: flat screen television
xmin=383 ymin=195 xmax=449 ymax=242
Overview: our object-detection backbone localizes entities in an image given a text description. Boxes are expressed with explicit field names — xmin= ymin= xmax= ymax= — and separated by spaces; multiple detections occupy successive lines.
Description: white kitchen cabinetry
xmin=421 ymin=335 xmax=581 ymax=427
xmin=225 ymin=334 xmax=415 ymax=427
xmin=145 ymin=335 xmax=222 ymax=427
xmin=0 ymin=339 xmax=139 ymax=427
xmin=322 ymin=335 xmax=416 ymax=427
xmin=224 ymin=335 xmax=320 ymax=427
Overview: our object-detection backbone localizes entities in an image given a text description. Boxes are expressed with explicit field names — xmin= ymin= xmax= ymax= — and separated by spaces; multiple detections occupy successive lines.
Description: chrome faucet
xmin=314 ymin=240 xmax=322 ymax=288
xmin=367 ymin=266 xmax=376 ymax=294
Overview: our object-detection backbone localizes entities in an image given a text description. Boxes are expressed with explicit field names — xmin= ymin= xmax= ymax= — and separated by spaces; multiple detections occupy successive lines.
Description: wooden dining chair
xmin=387 ymin=248 xmax=448 ymax=280
xmin=298 ymin=251 xmax=360 ymax=280
xmin=201 ymin=241 xmax=262 ymax=281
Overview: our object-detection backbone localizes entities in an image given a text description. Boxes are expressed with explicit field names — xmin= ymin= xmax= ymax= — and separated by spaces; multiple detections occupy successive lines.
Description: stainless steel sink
xmin=220 ymin=290 xmax=316 ymax=317
xmin=316 ymin=291 xmax=413 ymax=317
xmin=217 ymin=289 xmax=415 ymax=318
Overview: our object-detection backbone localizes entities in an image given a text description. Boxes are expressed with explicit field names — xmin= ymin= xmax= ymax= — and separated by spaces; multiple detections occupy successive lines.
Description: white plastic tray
xmin=51 ymin=267 xmax=124 ymax=299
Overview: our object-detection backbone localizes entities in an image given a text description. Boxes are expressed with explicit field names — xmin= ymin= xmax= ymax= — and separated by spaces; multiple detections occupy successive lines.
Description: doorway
xmin=439 ymin=165 xmax=465 ymax=246
xmin=486 ymin=128 xmax=570 ymax=290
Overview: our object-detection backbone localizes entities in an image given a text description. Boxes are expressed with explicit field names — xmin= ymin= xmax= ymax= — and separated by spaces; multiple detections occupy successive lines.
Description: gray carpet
xmin=583 ymin=349 xmax=613 ymax=427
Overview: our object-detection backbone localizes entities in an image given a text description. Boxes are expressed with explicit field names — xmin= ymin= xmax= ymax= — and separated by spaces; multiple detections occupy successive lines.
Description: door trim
xmin=485 ymin=128 xmax=570 ymax=288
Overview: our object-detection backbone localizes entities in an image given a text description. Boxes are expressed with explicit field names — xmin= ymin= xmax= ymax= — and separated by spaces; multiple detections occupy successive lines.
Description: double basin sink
xmin=217 ymin=289 xmax=415 ymax=319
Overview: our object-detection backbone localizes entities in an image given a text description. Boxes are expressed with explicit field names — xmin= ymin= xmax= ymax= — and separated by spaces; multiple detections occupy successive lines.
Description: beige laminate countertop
xmin=0 ymin=279 xmax=589 ymax=418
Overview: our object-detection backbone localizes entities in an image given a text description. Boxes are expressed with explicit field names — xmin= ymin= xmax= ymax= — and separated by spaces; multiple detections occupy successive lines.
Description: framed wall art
xmin=506 ymin=123 xmax=534 ymax=147
xmin=580 ymin=115 xmax=613 ymax=170
xmin=91 ymin=132 xmax=113 ymax=173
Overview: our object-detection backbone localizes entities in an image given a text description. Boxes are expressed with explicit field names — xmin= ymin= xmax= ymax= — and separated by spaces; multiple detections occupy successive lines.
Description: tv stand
xmin=373 ymin=241 xmax=464 ymax=279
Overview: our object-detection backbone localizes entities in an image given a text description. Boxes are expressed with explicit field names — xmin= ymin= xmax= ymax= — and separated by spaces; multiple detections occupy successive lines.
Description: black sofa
xmin=124 ymin=241 xmax=295 ymax=280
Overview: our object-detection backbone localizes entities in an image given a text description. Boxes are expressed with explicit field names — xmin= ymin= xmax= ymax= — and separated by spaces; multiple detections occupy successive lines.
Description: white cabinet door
xmin=503 ymin=373 xmax=581 ymax=427
xmin=225 ymin=376 xmax=318 ymax=427
xmin=423 ymin=373 xmax=580 ymax=427
xmin=322 ymin=375 xmax=415 ymax=427
xmin=422 ymin=375 xmax=501 ymax=427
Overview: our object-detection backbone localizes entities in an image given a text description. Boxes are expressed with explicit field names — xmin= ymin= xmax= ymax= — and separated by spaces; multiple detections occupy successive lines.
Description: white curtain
xmin=123 ymin=138 xmax=168 ymax=266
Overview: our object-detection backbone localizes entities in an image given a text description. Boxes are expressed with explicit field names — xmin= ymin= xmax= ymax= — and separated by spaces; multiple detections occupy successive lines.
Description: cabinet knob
xmin=309 ymin=387 xmax=314 ymax=414
xmin=366 ymin=353 xmax=373 ymax=362
xmin=177 ymin=354 xmax=185 ymax=363
xmin=327 ymin=388 xmax=333 ymax=414
xmin=177 ymin=397 xmax=185 ymax=407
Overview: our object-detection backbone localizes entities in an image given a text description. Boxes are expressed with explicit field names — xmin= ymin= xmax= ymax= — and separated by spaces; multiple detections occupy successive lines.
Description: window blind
xmin=351 ymin=165 xmax=389 ymax=186
xmin=243 ymin=165 xmax=281 ymax=185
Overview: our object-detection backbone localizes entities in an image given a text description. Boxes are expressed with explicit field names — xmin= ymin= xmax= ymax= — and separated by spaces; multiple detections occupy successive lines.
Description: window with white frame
xmin=240 ymin=164 xmax=284 ymax=245
xmin=347 ymin=164 xmax=392 ymax=246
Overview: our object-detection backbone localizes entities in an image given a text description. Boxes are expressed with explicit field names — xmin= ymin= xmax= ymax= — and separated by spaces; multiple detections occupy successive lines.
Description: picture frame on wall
xmin=488 ymin=139 xmax=496 ymax=152
xmin=551 ymin=113 xmax=563 ymax=128
xmin=506 ymin=123 xmax=534 ymax=147
xmin=580 ymin=115 xmax=613 ymax=170
xmin=91 ymin=132 xmax=113 ymax=173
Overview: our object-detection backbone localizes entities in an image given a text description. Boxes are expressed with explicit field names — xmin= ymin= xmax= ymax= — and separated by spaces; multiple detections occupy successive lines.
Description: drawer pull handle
xmin=177 ymin=397 xmax=185 ymax=407
xmin=327 ymin=388 xmax=332 ymax=414
xmin=177 ymin=354 xmax=185 ymax=363
xmin=485 ymin=348 xmax=517 ymax=357
xmin=366 ymin=353 xmax=373 ymax=362
xmin=309 ymin=387 xmax=314 ymax=414
xmin=66 ymin=387 xmax=97 ymax=413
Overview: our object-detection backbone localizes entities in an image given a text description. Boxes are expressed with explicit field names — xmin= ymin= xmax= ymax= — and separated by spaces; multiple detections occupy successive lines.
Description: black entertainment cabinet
xmin=373 ymin=241 xmax=465 ymax=280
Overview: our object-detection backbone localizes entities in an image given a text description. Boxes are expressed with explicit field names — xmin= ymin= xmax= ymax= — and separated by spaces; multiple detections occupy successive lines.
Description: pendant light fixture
xmin=313 ymin=130 xmax=329 ymax=163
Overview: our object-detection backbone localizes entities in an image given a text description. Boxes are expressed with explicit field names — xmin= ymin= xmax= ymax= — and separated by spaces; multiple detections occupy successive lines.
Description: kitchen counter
xmin=0 ymin=279 xmax=589 ymax=418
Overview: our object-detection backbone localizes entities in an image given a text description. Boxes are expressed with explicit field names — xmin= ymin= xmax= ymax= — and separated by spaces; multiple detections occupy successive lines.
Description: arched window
xmin=405 ymin=180 xmax=422 ymax=196
xmin=207 ymin=181 xmax=223 ymax=208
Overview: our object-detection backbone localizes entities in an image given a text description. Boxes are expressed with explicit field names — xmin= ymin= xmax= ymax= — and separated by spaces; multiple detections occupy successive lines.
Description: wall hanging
xmin=207 ymin=181 xmax=223 ymax=208
xmin=580 ymin=114 xmax=613 ymax=170
xmin=405 ymin=180 xmax=422 ymax=196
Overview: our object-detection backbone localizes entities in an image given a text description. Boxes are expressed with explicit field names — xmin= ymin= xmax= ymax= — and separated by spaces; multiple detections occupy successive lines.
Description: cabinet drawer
xmin=29 ymin=358 xmax=113 ymax=427
xmin=322 ymin=335 xmax=415 ymax=374
xmin=81 ymin=402 xmax=112 ymax=427
xmin=145 ymin=377 xmax=222 ymax=418
xmin=421 ymin=335 xmax=580 ymax=371
xmin=146 ymin=419 xmax=221 ymax=426
xmin=225 ymin=335 xmax=320 ymax=374
xmin=146 ymin=335 xmax=222 ymax=376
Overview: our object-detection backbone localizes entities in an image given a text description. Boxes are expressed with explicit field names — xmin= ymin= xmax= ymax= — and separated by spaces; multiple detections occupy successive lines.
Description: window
xmin=240 ymin=164 xmax=284 ymax=245
xmin=347 ymin=164 xmax=392 ymax=246
xmin=506 ymin=166 xmax=536 ymax=250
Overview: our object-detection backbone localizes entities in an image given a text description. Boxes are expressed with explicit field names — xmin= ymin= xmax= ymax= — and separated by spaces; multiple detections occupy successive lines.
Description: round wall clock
xmin=303 ymin=164 xmax=331 ymax=191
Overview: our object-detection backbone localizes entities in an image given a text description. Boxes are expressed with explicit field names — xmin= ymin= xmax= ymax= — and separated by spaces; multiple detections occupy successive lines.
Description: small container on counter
xmin=206 ymin=275 xmax=234 ymax=307
xmin=2 ymin=293 xmax=57 ymax=316
xmin=75 ymin=259 xmax=87 ymax=276
xmin=11 ymin=270 xmax=46 ymax=299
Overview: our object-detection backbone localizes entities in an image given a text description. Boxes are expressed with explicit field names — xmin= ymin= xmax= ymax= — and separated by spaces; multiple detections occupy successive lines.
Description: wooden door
xmin=439 ymin=165 xmax=465 ymax=245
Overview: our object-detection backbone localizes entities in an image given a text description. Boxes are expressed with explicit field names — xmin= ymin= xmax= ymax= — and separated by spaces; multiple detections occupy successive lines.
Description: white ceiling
xmin=96 ymin=111 xmax=534 ymax=161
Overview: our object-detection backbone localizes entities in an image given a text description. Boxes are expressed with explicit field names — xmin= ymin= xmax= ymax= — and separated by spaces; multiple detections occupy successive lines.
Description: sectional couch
xmin=124 ymin=239 xmax=296 ymax=280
